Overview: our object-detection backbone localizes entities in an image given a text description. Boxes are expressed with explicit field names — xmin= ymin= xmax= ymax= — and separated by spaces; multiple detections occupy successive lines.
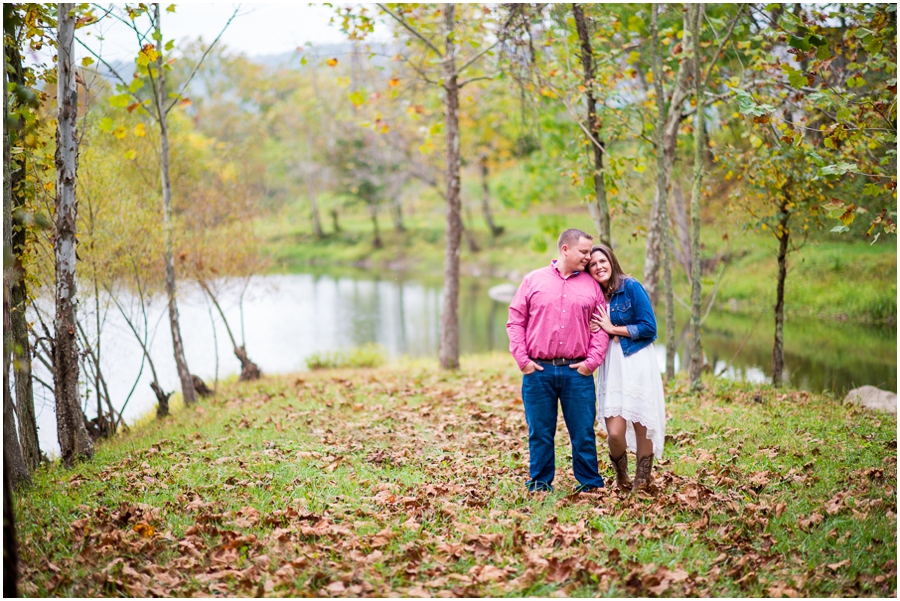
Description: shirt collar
xmin=551 ymin=259 xmax=580 ymax=278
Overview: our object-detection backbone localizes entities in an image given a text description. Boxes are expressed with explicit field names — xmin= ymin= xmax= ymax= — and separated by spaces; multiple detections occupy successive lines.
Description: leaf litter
xmin=13 ymin=357 xmax=897 ymax=597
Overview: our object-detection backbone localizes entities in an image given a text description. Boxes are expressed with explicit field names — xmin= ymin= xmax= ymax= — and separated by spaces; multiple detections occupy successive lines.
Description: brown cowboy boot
xmin=633 ymin=454 xmax=654 ymax=491
xmin=609 ymin=452 xmax=632 ymax=491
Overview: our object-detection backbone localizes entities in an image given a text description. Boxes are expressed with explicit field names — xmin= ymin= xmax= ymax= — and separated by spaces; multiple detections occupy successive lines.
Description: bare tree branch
xmin=377 ymin=3 xmax=443 ymax=58
xmin=166 ymin=5 xmax=241 ymax=114
xmin=702 ymin=4 xmax=747 ymax=91
xmin=458 ymin=74 xmax=496 ymax=89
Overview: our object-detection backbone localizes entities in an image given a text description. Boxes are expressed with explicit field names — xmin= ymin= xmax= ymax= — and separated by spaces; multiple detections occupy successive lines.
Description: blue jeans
xmin=521 ymin=365 xmax=605 ymax=491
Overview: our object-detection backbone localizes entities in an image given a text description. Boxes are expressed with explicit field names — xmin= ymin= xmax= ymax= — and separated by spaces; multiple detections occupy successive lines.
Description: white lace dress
xmin=596 ymin=338 xmax=666 ymax=459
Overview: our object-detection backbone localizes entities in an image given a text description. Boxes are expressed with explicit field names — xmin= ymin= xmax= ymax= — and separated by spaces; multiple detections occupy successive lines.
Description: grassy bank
xmin=258 ymin=195 xmax=897 ymax=324
xmin=15 ymin=355 xmax=896 ymax=597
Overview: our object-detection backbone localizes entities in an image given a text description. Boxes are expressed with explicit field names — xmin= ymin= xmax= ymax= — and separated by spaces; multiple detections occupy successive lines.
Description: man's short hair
xmin=557 ymin=228 xmax=592 ymax=250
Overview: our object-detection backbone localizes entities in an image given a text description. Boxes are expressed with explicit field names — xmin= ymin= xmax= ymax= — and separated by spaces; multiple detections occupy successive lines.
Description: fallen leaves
xmin=13 ymin=363 xmax=898 ymax=597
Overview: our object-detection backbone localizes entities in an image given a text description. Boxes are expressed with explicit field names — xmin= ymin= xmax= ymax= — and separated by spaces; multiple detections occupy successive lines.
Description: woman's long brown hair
xmin=590 ymin=244 xmax=628 ymax=296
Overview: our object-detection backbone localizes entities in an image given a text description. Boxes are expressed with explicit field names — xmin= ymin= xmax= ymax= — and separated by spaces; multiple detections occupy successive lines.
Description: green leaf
xmin=808 ymin=35 xmax=827 ymax=47
xmin=124 ymin=149 xmax=137 ymax=160
xmin=97 ymin=117 xmax=114 ymax=132
xmin=863 ymin=183 xmax=883 ymax=196
xmin=816 ymin=44 xmax=830 ymax=60
xmin=789 ymin=36 xmax=812 ymax=51
xmin=128 ymin=77 xmax=144 ymax=93
xmin=788 ymin=70 xmax=808 ymax=89
xmin=108 ymin=93 xmax=131 ymax=108
xmin=627 ymin=15 xmax=646 ymax=32
xmin=81 ymin=56 xmax=94 ymax=67
xmin=817 ymin=162 xmax=856 ymax=178
xmin=836 ymin=106 xmax=851 ymax=121
xmin=165 ymin=39 xmax=175 ymax=51
xmin=864 ymin=37 xmax=883 ymax=54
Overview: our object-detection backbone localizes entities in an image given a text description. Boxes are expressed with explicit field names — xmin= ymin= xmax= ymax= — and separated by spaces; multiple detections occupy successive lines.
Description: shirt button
xmin=559 ymin=342 xmax=563 ymax=345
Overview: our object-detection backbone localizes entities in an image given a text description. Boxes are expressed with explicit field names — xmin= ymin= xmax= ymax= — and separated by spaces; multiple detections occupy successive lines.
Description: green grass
xmin=305 ymin=343 xmax=387 ymax=370
xmin=13 ymin=354 xmax=897 ymax=597
xmin=257 ymin=180 xmax=897 ymax=324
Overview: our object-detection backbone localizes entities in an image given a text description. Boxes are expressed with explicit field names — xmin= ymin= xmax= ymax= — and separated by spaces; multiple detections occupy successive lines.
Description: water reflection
xmin=29 ymin=272 xmax=896 ymax=455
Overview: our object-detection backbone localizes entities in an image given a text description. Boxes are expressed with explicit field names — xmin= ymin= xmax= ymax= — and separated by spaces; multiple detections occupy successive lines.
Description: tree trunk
xmin=330 ymin=208 xmax=341 ymax=233
xmin=479 ymin=154 xmax=503 ymax=237
xmin=150 ymin=381 xmax=172 ymax=418
xmin=572 ymin=3 xmax=611 ymax=246
xmin=439 ymin=4 xmax=462 ymax=371
xmin=54 ymin=4 xmax=94 ymax=467
xmin=392 ymin=196 xmax=405 ymax=233
xmin=688 ymin=5 xmax=705 ymax=391
xmin=369 ymin=204 xmax=383 ymax=248
xmin=196 ymin=279 xmax=261 ymax=381
xmin=643 ymin=6 xmax=693 ymax=304
xmin=154 ymin=5 xmax=196 ymax=406
xmin=302 ymin=137 xmax=325 ymax=239
xmin=3 ymin=278 xmax=29 ymax=487
xmin=3 ymin=43 xmax=29 ymax=485
xmin=772 ymin=200 xmax=790 ymax=387
xmin=5 ymin=42 xmax=39 ymax=470
xmin=650 ymin=5 xmax=677 ymax=383
xmin=670 ymin=181 xmax=692 ymax=277
xmin=3 ymin=463 xmax=19 ymax=597
xmin=462 ymin=201 xmax=480 ymax=253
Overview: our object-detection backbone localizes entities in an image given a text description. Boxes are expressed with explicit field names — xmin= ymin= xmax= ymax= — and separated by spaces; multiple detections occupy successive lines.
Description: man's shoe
xmin=573 ymin=483 xmax=603 ymax=494
xmin=527 ymin=481 xmax=554 ymax=493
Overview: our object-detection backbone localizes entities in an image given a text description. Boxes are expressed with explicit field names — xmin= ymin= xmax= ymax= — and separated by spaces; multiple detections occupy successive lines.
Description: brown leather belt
xmin=534 ymin=357 xmax=584 ymax=366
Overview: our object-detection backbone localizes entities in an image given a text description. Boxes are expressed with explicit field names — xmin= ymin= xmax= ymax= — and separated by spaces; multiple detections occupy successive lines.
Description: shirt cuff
xmin=583 ymin=358 xmax=598 ymax=372
xmin=626 ymin=324 xmax=640 ymax=340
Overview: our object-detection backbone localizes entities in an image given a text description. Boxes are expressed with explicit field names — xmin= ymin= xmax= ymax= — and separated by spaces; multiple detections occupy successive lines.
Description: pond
xmin=30 ymin=271 xmax=896 ymax=456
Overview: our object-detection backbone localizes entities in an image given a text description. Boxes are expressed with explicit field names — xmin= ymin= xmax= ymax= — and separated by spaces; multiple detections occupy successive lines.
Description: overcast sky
xmin=75 ymin=3 xmax=390 ymax=63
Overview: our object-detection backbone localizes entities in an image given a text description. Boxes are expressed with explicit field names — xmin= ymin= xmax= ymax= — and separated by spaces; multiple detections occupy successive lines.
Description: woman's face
xmin=588 ymin=251 xmax=611 ymax=285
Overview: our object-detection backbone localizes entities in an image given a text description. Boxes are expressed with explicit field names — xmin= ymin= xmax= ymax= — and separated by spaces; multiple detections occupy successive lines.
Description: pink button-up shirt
xmin=507 ymin=262 xmax=610 ymax=372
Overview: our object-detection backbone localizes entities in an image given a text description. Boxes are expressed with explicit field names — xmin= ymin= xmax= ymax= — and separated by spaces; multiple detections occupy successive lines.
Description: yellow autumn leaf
xmin=133 ymin=123 xmax=146 ymax=137
xmin=124 ymin=149 xmax=137 ymax=160
xmin=388 ymin=78 xmax=399 ymax=88
xmin=133 ymin=522 xmax=154 ymax=538
xmin=113 ymin=126 xmax=127 ymax=139
xmin=327 ymin=58 xmax=338 ymax=67
xmin=137 ymin=44 xmax=158 ymax=67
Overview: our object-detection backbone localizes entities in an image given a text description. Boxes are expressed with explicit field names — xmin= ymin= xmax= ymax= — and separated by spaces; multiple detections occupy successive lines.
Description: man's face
xmin=563 ymin=236 xmax=593 ymax=271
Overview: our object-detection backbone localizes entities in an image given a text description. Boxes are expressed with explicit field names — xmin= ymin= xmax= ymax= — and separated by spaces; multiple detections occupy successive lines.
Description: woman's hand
xmin=591 ymin=305 xmax=614 ymax=335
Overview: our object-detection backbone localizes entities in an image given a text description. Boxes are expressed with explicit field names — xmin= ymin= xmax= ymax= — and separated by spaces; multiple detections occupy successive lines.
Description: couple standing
xmin=507 ymin=228 xmax=666 ymax=494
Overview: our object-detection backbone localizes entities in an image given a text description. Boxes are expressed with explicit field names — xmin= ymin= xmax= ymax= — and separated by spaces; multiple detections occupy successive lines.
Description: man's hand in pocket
xmin=522 ymin=361 xmax=544 ymax=375
xmin=570 ymin=361 xmax=592 ymax=377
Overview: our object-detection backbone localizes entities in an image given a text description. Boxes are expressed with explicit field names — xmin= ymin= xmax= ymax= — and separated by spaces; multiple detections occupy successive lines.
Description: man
xmin=507 ymin=228 xmax=610 ymax=493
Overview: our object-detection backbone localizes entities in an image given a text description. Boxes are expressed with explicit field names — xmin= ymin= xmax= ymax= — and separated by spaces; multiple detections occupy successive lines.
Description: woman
xmin=587 ymin=244 xmax=666 ymax=492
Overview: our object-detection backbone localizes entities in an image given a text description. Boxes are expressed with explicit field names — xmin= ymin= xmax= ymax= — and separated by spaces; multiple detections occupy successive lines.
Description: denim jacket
xmin=607 ymin=276 xmax=657 ymax=357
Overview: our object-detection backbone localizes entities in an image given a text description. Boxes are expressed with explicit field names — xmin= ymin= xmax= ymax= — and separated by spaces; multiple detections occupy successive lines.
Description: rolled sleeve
xmin=628 ymin=280 xmax=658 ymax=341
